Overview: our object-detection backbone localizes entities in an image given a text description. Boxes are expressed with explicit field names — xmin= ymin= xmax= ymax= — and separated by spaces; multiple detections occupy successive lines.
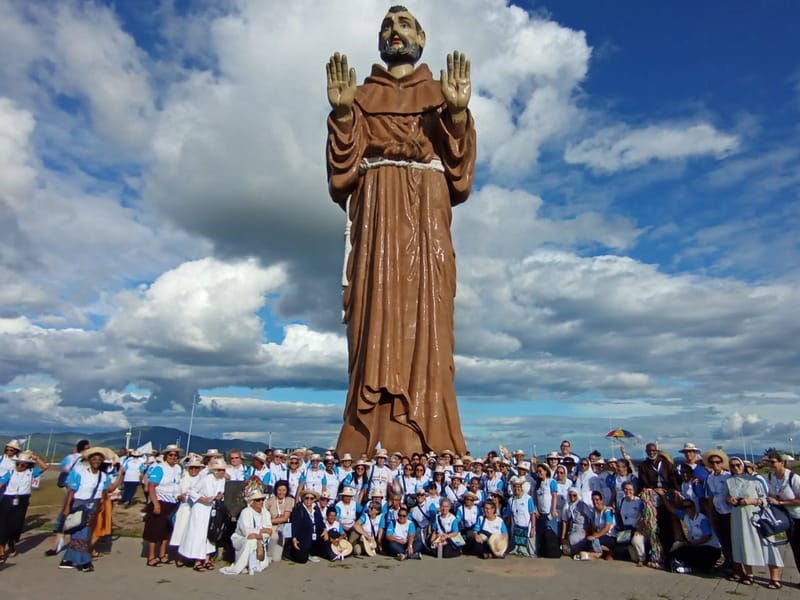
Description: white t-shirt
xmin=226 ymin=464 xmax=246 ymax=482
xmin=476 ymin=515 xmax=507 ymax=535
xmin=123 ymin=456 xmax=145 ymax=483
xmin=67 ymin=465 xmax=110 ymax=500
xmin=1 ymin=467 xmax=43 ymax=495
xmin=768 ymin=470 xmax=800 ymax=519
xmin=507 ymin=495 xmax=536 ymax=528
xmin=678 ymin=510 xmax=721 ymax=548
xmin=148 ymin=463 xmax=183 ymax=503
xmin=705 ymin=472 xmax=733 ymax=515
xmin=336 ymin=501 xmax=357 ymax=528
xmin=368 ymin=465 xmax=391 ymax=495
xmin=618 ymin=497 xmax=643 ymax=528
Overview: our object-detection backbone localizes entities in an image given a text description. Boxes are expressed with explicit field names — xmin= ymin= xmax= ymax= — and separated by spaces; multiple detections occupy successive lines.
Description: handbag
xmin=752 ymin=505 xmax=791 ymax=541
xmin=64 ymin=471 xmax=103 ymax=534
xmin=512 ymin=524 xmax=529 ymax=547
xmin=616 ymin=529 xmax=633 ymax=544
xmin=57 ymin=456 xmax=83 ymax=488
xmin=207 ymin=499 xmax=231 ymax=544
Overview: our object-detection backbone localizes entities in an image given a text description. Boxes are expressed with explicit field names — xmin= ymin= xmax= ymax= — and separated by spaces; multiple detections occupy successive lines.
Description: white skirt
xmin=178 ymin=502 xmax=215 ymax=560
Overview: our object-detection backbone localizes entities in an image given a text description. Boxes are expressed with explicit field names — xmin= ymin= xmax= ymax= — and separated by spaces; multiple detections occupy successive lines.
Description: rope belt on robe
xmin=340 ymin=157 xmax=446 ymax=319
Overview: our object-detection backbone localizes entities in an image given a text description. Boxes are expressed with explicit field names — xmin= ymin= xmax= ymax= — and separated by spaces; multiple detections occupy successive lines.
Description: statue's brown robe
xmin=327 ymin=64 xmax=476 ymax=456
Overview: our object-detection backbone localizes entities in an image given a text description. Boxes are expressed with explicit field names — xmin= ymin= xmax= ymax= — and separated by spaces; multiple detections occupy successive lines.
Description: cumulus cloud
xmin=564 ymin=123 xmax=740 ymax=173
xmin=712 ymin=412 xmax=768 ymax=440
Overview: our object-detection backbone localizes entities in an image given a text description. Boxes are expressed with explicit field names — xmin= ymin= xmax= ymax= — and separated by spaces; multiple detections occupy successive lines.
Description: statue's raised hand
xmin=441 ymin=51 xmax=471 ymax=117
xmin=326 ymin=53 xmax=357 ymax=120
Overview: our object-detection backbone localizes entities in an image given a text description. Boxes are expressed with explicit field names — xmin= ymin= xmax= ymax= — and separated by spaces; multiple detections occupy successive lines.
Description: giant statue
xmin=326 ymin=5 xmax=476 ymax=456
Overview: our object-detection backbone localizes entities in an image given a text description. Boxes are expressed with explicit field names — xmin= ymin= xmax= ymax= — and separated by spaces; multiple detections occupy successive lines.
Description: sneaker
xmin=396 ymin=553 xmax=406 ymax=561
xmin=675 ymin=566 xmax=692 ymax=574
xmin=45 ymin=549 xmax=59 ymax=557
xmin=59 ymin=560 xmax=75 ymax=569
xmin=76 ymin=563 xmax=94 ymax=573
xmin=308 ymin=556 xmax=321 ymax=563
xmin=410 ymin=552 xmax=422 ymax=560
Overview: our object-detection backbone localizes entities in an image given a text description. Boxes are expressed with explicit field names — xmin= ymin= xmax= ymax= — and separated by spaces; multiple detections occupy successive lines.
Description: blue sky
xmin=0 ymin=0 xmax=798 ymax=457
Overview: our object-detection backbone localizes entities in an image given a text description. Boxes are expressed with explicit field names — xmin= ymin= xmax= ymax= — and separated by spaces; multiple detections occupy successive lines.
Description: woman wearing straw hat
xmin=219 ymin=489 xmax=273 ymax=575
xmin=143 ymin=445 xmax=184 ymax=566
xmin=266 ymin=480 xmax=294 ymax=563
xmin=169 ymin=456 xmax=204 ymax=563
xmin=322 ymin=506 xmax=352 ymax=561
xmin=702 ymin=447 xmax=732 ymax=570
xmin=178 ymin=458 xmax=227 ymax=571
xmin=289 ymin=489 xmax=326 ymax=563
xmin=0 ymin=450 xmax=48 ymax=562
xmin=59 ymin=447 xmax=113 ymax=572
xmin=0 ymin=440 xmax=21 ymax=477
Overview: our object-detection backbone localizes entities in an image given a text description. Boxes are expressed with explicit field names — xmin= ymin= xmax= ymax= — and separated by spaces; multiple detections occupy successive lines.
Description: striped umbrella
xmin=606 ymin=428 xmax=636 ymax=439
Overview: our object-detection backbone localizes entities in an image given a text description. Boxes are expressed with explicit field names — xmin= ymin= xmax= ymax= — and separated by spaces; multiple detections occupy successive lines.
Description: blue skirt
xmin=63 ymin=499 xmax=97 ymax=567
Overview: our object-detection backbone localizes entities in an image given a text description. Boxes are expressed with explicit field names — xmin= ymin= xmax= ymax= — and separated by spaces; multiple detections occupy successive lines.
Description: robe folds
xmin=327 ymin=64 xmax=476 ymax=456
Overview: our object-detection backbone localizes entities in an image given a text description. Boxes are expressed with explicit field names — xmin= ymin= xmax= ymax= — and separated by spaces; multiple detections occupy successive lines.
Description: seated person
xmin=570 ymin=491 xmax=616 ymax=559
xmin=352 ymin=501 xmax=384 ymax=556
xmin=384 ymin=507 xmax=423 ymax=560
xmin=428 ymin=499 xmax=462 ymax=558
xmin=472 ymin=501 xmax=509 ymax=559
xmin=663 ymin=494 xmax=721 ymax=573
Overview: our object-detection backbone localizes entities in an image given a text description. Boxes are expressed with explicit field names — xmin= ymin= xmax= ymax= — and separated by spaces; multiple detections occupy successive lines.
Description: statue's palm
xmin=326 ymin=53 xmax=357 ymax=115
xmin=441 ymin=51 xmax=471 ymax=111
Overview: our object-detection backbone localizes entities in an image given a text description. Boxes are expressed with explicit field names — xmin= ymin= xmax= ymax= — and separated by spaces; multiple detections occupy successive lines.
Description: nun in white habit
xmin=220 ymin=490 xmax=273 ymax=575
xmin=178 ymin=459 xmax=227 ymax=570
xmin=169 ymin=458 xmax=205 ymax=553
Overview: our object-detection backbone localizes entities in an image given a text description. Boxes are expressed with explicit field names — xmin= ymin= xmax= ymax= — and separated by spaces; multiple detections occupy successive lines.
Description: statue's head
xmin=378 ymin=5 xmax=425 ymax=66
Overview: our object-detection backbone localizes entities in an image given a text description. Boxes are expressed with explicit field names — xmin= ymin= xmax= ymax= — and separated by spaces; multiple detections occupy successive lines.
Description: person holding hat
xmin=322 ymin=506 xmax=350 ymax=560
xmin=661 ymin=488 xmax=720 ymax=574
xmin=456 ymin=491 xmax=481 ymax=553
xmin=0 ymin=440 xmax=21 ymax=477
xmin=169 ymin=457 xmax=205 ymax=560
xmin=178 ymin=458 xmax=227 ymax=571
xmin=335 ymin=486 xmax=359 ymax=542
xmin=143 ymin=445 xmax=184 ymax=566
xmin=472 ymin=501 xmax=508 ymax=559
xmin=59 ymin=447 xmax=113 ymax=572
xmin=290 ymin=489 xmax=326 ymax=563
xmin=0 ymin=451 xmax=48 ymax=562
xmin=702 ymin=448 xmax=733 ymax=569
xmin=219 ymin=490 xmax=273 ymax=575
xmin=266 ymin=480 xmax=294 ymax=563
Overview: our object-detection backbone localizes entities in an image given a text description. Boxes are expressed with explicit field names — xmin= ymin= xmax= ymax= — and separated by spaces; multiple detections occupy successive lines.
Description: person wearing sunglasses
xmin=662 ymin=492 xmax=720 ymax=573
xmin=289 ymin=489 xmax=326 ymax=563
xmin=725 ymin=456 xmax=782 ymax=586
xmin=702 ymin=448 xmax=733 ymax=571
xmin=285 ymin=455 xmax=304 ymax=499
xmin=143 ymin=445 xmax=183 ymax=567
xmin=220 ymin=490 xmax=272 ymax=575
xmin=765 ymin=451 xmax=800 ymax=588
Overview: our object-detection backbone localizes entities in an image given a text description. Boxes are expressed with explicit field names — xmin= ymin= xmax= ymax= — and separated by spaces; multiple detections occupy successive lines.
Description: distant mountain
xmin=4 ymin=426 xmax=327 ymax=460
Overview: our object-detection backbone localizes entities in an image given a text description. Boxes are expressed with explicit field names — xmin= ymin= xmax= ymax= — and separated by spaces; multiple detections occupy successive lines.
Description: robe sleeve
xmin=326 ymin=107 xmax=367 ymax=209
xmin=435 ymin=109 xmax=476 ymax=207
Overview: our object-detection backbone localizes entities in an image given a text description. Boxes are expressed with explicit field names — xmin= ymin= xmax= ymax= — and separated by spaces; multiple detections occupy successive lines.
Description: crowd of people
xmin=0 ymin=437 xmax=798 ymax=589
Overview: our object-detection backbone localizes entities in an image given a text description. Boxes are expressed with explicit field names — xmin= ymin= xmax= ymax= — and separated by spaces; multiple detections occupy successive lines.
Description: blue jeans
xmin=386 ymin=538 xmax=422 ymax=556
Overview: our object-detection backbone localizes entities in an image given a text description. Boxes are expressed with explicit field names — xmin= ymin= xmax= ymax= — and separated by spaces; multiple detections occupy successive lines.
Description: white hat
xmin=434 ymin=466 xmax=445 ymax=473
xmin=160 ymin=444 xmax=183 ymax=454
xmin=340 ymin=453 xmax=353 ymax=461
xmin=246 ymin=490 xmax=268 ymax=502
xmin=340 ymin=487 xmax=356 ymax=497
xmin=440 ymin=449 xmax=455 ymax=457
xmin=546 ymin=451 xmax=560 ymax=459
xmin=186 ymin=457 xmax=205 ymax=468
xmin=4 ymin=440 xmax=21 ymax=451
xmin=488 ymin=533 xmax=507 ymax=557
xmin=592 ymin=458 xmax=606 ymax=466
xmin=274 ymin=450 xmax=287 ymax=457
xmin=331 ymin=537 xmax=353 ymax=557
xmin=513 ymin=449 xmax=525 ymax=455
xmin=451 ymin=472 xmax=464 ymax=480
xmin=252 ymin=451 xmax=268 ymax=463
xmin=207 ymin=458 xmax=228 ymax=471
xmin=517 ymin=461 xmax=531 ymax=471
xmin=310 ymin=453 xmax=322 ymax=461
xmin=203 ymin=448 xmax=223 ymax=457
xmin=300 ymin=489 xmax=320 ymax=501
xmin=369 ymin=486 xmax=384 ymax=497
xmin=453 ymin=459 xmax=464 ymax=467
xmin=13 ymin=451 xmax=36 ymax=464
xmin=510 ymin=476 xmax=526 ymax=486
xmin=374 ymin=450 xmax=388 ymax=459
xmin=319 ymin=490 xmax=333 ymax=500
xmin=680 ymin=442 xmax=702 ymax=453
xmin=82 ymin=446 xmax=113 ymax=460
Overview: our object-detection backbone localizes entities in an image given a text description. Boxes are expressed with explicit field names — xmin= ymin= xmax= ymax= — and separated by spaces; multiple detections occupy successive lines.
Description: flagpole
xmin=186 ymin=392 xmax=198 ymax=455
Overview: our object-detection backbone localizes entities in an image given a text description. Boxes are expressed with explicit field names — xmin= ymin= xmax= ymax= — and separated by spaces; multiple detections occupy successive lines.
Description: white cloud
xmin=108 ymin=257 xmax=286 ymax=358
xmin=712 ymin=412 xmax=768 ymax=440
xmin=564 ymin=123 xmax=740 ymax=173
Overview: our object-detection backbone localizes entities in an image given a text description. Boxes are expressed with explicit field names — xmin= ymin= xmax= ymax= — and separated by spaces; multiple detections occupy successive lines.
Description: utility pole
xmin=125 ymin=428 xmax=132 ymax=451
xmin=268 ymin=431 xmax=273 ymax=449
xmin=186 ymin=392 xmax=198 ymax=455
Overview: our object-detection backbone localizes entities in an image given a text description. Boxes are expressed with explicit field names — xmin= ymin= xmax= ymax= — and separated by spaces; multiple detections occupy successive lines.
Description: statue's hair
xmin=387 ymin=5 xmax=423 ymax=32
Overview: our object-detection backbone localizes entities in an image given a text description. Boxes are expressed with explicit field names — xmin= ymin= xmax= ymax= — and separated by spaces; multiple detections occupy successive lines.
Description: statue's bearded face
xmin=378 ymin=10 xmax=425 ymax=65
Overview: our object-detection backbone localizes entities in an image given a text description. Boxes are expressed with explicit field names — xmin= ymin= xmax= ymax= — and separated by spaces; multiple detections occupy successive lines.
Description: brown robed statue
xmin=326 ymin=5 xmax=476 ymax=456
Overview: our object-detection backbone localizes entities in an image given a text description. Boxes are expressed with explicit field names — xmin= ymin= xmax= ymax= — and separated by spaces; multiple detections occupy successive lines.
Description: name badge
xmin=12 ymin=497 xmax=19 ymax=506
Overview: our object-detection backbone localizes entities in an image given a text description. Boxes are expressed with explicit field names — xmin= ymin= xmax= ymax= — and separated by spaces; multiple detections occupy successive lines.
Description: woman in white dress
xmin=725 ymin=456 xmax=782 ymax=586
xmin=220 ymin=490 xmax=272 ymax=575
xmin=169 ymin=458 xmax=204 ymax=563
xmin=178 ymin=458 xmax=227 ymax=571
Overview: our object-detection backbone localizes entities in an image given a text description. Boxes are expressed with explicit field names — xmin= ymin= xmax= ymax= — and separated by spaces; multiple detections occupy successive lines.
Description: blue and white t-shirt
xmin=704 ymin=472 xmax=732 ymax=515
xmin=66 ymin=465 xmax=111 ymax=500
xmin=592 ymin=507 xmax=616 ymax=537
xmin=474 ymin=515 xmax=508 ymax=536
xmin=147 ymin=462 xmax=183 ymax=503
xmin=386 ymin=519 xmax=416 ymax=543
xmin=432 ymin=512 xmax=460 ymax=534
xmin=0 ymin=467 xmax=43 ymax=495
xmin=535 ymin=478 xmax=558 ymax=515
xmin=676 ymin=509 xmax=720 ymax=548
xmin=506 ymin=494 xmax=536 ymax=528
xmin=335 ymin=500 xmax=358 ymax=529
xmin=456 ymin=504 xmax=480 ymax=530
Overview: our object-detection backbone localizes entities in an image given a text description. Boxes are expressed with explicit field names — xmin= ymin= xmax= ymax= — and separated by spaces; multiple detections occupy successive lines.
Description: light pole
xmin=125 ymin=428 xmax=132 ymax=451
xmin=186 ymin=392 xmax=198 ymax=455
xmin=268 ymin=431 xmax=273 ymax=449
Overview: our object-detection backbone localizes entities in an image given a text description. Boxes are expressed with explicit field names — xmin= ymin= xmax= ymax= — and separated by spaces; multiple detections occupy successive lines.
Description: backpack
xmin=57 ymin=455 xmax=82 ymax=488
xmin=206 ymin=499 xmax=231 ymax=544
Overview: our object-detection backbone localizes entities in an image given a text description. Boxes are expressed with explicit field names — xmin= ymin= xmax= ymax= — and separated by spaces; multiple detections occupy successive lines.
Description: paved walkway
xmin=2 ymin=533 xmax=797 ymax=599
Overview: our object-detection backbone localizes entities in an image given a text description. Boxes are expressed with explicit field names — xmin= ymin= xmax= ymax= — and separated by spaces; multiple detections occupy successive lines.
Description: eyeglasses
xmin=730 ymin=463 xmax=743 ymax=469
xmin=252 ymin=498 xmax=264 ymax=503
xmin=708 ymin=459 xmax=722 ymax=464
xmin=230 ymin=456 xmax=242 ymax=460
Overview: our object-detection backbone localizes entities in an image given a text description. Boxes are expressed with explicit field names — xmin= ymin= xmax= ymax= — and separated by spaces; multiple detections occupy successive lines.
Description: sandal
xmin=740 ymin=576 xmax=754 ymax=586
xmin=193 ymin=563 xmax=206 ymax=572
xmin=158 ymin=555 xmax=172 ymax=565
xmin=767 ymin=580 xmax=782 ymax=589
xmin=0 ymin=555 xmax=6 ymax=564
xmin=146 ymin=558 xmax=161 ymax=567
xmin=175 ymin=559 xmax=186 ymax=568
xmin=726 ymin=573 xmax=742 ymax=582
xmin=203 ymin=561 xmax=215 ymax=570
